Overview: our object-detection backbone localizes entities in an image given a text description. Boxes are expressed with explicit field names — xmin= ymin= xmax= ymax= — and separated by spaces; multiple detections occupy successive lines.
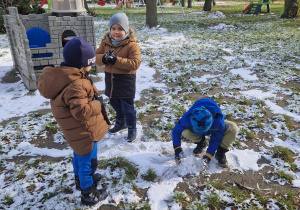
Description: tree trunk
xmin=281 ymin=0 xmax=298 ymax=18
xmin=146 ymin=0 xmax=158 ymax=28
xmin=203 ymin=0 xmax=212 ymax=11
xmin=212 ymin=0 xmax=216 ymax=6
xmin=181 ymin=0 xmax=185 ymax=7
xmin=188 ymin=0 xmax=192 ymax=8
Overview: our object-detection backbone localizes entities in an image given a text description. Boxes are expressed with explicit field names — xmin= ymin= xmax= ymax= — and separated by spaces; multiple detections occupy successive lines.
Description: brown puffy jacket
xmin=95 ymin=28 xmax=141 ymax=74
xmin=95 ymin=28 xmax=141 ymax=98
xmin=38 ymin=66 xmax=109 ymax=156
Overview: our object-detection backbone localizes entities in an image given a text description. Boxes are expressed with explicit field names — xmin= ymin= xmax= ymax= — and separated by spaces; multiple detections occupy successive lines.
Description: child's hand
xmin=107 ymin=54 xmax=117 ymax=65
xmin=94 ymin=94 xmax=103 ymax=105
xmin=174 ymin=146 xmax=183 ymax=164
xmin=102 ymin=51 xmax=109 ymax=64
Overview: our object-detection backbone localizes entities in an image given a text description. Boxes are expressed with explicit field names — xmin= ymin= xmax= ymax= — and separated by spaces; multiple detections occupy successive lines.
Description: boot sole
xmin=125 ymin=137 xmax=136 ymax=143
xmin=218 ymin=162 xmax=228 ymax=168
xmin=108 ymin=128 xmax=128 ymax=134
xmin=81 ymin=191 xmax=108 ymax=206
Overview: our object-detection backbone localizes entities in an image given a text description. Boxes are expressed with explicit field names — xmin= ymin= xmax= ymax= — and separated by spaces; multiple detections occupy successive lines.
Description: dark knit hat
xmin=109 ymin=13 xmax=129 ymax=35
xmin=63 ymin=37 xmax=95 ymax=69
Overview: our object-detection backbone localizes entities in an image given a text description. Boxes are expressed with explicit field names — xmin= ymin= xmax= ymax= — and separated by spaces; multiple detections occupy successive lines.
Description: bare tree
xmin=281 ymin=0 xmax=298 ymax=18
xmin=188 ymin=0 xmax=192 ymax=8
xmin=203 ymin=0 xmax=212 ymax=11
xmin=146 ymin=0 xmax=158 ymax=28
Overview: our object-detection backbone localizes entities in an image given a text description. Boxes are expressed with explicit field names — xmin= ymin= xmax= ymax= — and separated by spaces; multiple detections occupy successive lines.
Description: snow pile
xmin=206 ymin=11 xmax=226 ymax=18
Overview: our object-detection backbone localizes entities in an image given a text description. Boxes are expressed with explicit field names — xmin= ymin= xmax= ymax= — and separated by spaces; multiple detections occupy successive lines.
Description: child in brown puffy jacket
xmin=38 ymin=38 xmax=109 ymax=206
xmin=96 ymin=12 xmax=141 ymax=142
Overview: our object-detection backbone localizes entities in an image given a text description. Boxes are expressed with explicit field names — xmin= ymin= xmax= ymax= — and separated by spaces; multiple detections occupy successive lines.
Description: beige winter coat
xmin=38 ymin=66 xmax=109 ymax=155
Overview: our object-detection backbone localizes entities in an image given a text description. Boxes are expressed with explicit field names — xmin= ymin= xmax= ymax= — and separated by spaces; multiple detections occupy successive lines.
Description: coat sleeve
xmin=205 ymin=115 xmax=225 ymax=156
xmin=63 ymin=83 xmax=102 ymax=121
xmin=114 ymin=43 xmax=141 ymax=71
xmin=95 ymin=41 xmax=106 ymax=66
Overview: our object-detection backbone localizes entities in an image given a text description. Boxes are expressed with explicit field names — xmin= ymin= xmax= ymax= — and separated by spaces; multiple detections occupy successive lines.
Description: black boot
xmin=127 ymin=123 xmax=137 ymax=142
xmin=215 ymin=146 xmax=229 ymax=168
xmin=193 ymin=137 xmax=207 ymax=156
xmin=109 ymin=117 xmax=127 ymax=134
xmin=75 ymin=173 xmax=103 ymax=190
xmin=81 ymin=183 xmax=108 ymax=206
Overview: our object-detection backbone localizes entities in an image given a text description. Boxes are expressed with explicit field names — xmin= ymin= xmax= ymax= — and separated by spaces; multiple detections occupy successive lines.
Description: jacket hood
xmin=38 ymin=66 xmax=86 ymax=99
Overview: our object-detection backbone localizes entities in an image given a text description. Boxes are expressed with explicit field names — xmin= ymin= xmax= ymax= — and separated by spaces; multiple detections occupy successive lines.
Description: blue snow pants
xmin=72 ymin=142 xmax=98 ymax=190
xmin=110 ymin=98 xmax=136 ymax=124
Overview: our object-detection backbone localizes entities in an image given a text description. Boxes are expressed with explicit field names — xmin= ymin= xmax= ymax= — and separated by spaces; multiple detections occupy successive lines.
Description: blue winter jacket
xmin=172 ymin=98 xmax=226 ymax=157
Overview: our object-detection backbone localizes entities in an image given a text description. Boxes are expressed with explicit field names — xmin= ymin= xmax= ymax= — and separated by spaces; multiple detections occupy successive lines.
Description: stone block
xmin=60 ymin=21 xmax=68 ymax=26
xmin=48 ymin=60 xmax=56 ymax=65
xmin=33 ymin=60 xmax=41 ymax=66
xmin=77 ymin=16 xmax=86 ymax=21
xmin=48 ymin=16 xmax=57 ymax=21
xmin=53 ymin=21 xmax=61 ymax=26
xmin=68 ymin=21 xmax=75 ymax=26
xmin=75 ymin=21 xmax=82 ymax=26
xmin=40 ymin=60 xmax=49 ymax=66
xmin=28 ymin=14 xmax=37 ymax=19
xmin=63 ymin=16 xmax=71 ymax=21
xmin=38 ymin=49 xmax=47 ymax=54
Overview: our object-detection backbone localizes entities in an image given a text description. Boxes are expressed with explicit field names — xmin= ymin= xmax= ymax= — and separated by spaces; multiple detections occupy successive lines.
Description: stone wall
xmin=3 ymin=7 xmax=96 ymax=90
xmin=3 ymin=7 xmax=36 ymax=90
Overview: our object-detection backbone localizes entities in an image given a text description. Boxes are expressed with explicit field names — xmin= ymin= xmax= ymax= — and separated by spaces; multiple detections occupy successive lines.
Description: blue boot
xmin=109 ymin=117 xmax=127 ymax=134
xmin=127 ymin=123 xmax=137 ymax=142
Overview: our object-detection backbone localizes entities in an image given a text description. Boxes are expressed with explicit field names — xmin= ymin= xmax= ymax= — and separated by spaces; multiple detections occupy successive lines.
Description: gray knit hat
xmin=109 ymin=13 xmax=129 ymax=35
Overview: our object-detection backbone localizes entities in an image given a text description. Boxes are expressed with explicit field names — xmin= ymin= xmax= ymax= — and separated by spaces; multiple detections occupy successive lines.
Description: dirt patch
xmin=0 ymin=109 xmax=52 ymax=126
xmin=1 ymin=69 xmax=21 ymax=83
xmin=98 ymin=204 xmax=119 ymax=210
xmin=174 ymin=166 xmax=299 ymax=201
xmin=29 ymin=134 xmax=69 ymax=150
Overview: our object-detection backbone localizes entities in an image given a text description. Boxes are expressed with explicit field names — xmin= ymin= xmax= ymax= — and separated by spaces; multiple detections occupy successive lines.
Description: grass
xmin=272 ymin=146 xmax=295 ymax=163
xmin=172 ymin=191 xmax=192 ymax=208
xmin=209 ymin=180 xmax=226 ymax=190
xmin=15 ymin=168 xmax=26 ymax=181
xmin=275 ymin=170 xmax=294 ymax=183
xmin=141 ymin=168 xmax=157 ymax=182
xmin=240 ymin=127 xmax=256 ymax=139
xmin=123 ymin=201 xmax=151 ymax=210
xmin=282 ymin=114 xmax=294 ymax=131
xmin=3 ymin=194 xmax=14 ymax=206
xmin=25 ymin=159 xmax=41 ymax=169
xmin=205 ymin=193 xmax=225 ymax=209
xmin=275 ymin=192 xmax=297 ymax=210
xmin=43 ymin=122 xmax=60 ymax=134
xmin=99 ymin=156 xmax=139 ymax=182
xmin=227 ymin=187 xmax=251 ymax=204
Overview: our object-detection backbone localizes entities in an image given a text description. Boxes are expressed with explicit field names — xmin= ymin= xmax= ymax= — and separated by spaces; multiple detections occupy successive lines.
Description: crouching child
xmin=172 ymin=98 xmax=239 ymax=172
xmin=38 ymin=38 xmax=109 ymax=206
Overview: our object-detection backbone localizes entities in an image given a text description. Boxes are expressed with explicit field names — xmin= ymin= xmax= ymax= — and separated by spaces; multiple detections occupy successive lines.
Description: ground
xmin=0 ymin=1 xmax=300 ymax=210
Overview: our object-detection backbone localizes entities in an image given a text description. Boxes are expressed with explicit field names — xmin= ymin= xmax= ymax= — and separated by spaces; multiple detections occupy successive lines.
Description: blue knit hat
xmin=63 ymin=38 xmax=95 ymax=69
xmin=191 ymin=106 xmax=213 ymax=136
xmin=109 ymin=13 xmax=129 ymax=35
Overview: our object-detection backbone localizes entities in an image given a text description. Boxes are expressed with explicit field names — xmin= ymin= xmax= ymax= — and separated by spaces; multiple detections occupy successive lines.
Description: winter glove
xmin=201 ymin=155 xmax=211 ymax=173
xmin=106 ymin=53 xmax=117 ymax=65
xmin=174 ymin=146 xmax=183 ymax=164
xmin=94 ymin=94 xmax=103 ymax=105
xmin=102 ymin=51 xmax=110 ymax=64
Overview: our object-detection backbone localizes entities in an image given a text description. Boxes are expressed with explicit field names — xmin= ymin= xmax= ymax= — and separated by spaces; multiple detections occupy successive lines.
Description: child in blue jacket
xmin=172 ymin=98 xmax=239 ymax=169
